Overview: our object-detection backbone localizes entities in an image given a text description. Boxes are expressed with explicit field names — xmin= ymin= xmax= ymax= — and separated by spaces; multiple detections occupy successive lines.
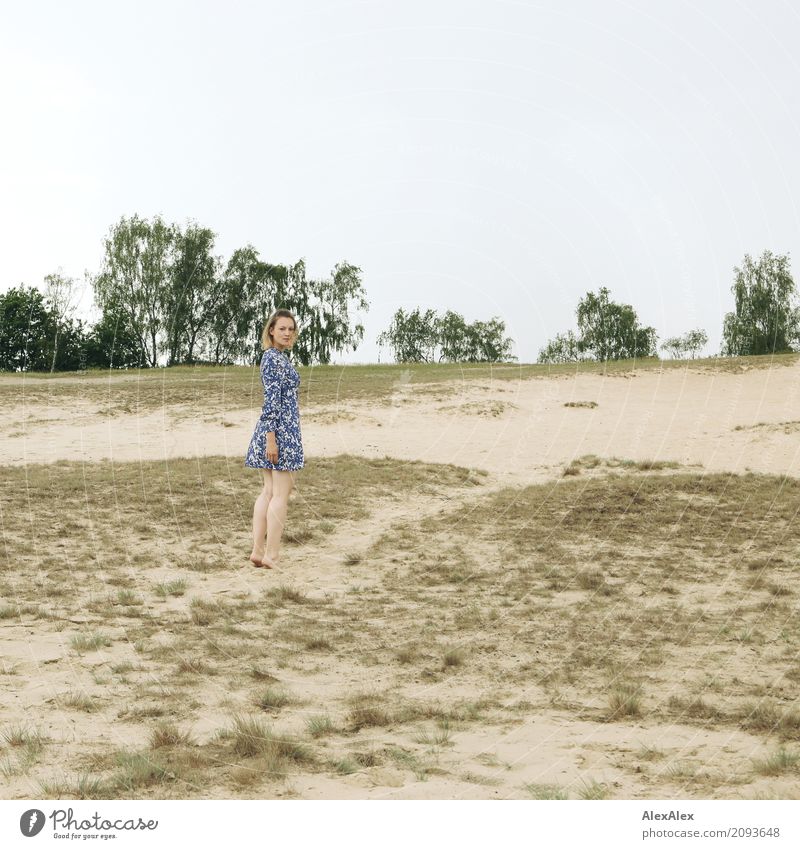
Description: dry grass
xmin=4 ymin=438 xmax=800 ymax=798
xmin=4 ymin=352 xmax=794 ymax=415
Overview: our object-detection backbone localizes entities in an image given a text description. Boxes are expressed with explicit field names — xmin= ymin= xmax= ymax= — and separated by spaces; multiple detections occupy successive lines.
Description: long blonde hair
xmin=261 ymin=308 xmax=298 ymax=350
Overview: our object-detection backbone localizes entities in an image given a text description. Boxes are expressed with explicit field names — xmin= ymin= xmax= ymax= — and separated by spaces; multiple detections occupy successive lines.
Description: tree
xmin=0 ymin=286 xmax=57 ymax=371
xmin=721 ymin=251 xmax=799 ymax=356
xmin=378 ymin=308 xmax=515 ymax=363
xmin=576 ymin=287 xmax=657 ymax=361
xmin=163 ymin=223 xmax=223 ymax=364
xmin=84 ymin=307 xmax=144 ymax=369
xmin=299 ymin=261 xmax=369 ymax=366
xmin=209 ymin=245 xmax=265 ymax=365
xmin=378 ymin=308 xmax=440 ymax=363
xmin=661 ymin=328 xmax=708 ymax=360
xmin=467 ymin=317 xmax=515 ymax=362
xmin=92 ymin=214 xmax=175 ymax=367
xmin=43 ymin=269 xmax=79 ymax=373
xmin=537 ymin=330 xmax=581 ymax=364
xmin=539 ymin=287 xmax=657 ymax=363
xmin=437 ymin=310 xmax=471 ymax=361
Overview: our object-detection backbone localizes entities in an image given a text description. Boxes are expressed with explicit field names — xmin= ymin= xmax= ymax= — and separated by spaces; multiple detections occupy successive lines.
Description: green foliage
xmin=43 ymin=271 xmax=80 ymax=373
xmin=722 ymin=251 xmax=799 ymax=356
xmin=378 ymin=308 xmax=514 ymax=363
xmin=378 ymin=308 xmax=439 ymax=362
xmin=576 ymin=287 xmax=658 ymax=361
xmin=92 ymin=214 xmax=174 ymax=368
xmin=539 ymin=287 xmax=657 ymax=363
xmin=163 ymin=223 xmax=223 ymax=365
xmin=90 ymin=216 xmax=369 ymax=368
xmin=537 ymin=330 xmax=581 ymax=364
xmin=0 ymin=286 xmax=56 ymax=371
xmin=660 ymin=328 xmax=708 ymax=359
xmin=83 ymin=307 xmax=144 ymax=369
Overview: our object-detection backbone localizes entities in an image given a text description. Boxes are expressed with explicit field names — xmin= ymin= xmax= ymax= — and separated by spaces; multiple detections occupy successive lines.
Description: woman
xmin=245 ymin=308 xmax=304 ymax=569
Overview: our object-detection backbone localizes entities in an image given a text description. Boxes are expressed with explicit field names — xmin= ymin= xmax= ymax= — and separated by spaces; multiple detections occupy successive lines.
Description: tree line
xmin=0 ymin=214 xmax=517 ymax=372
xmin=0 ymin=214 xmax=371 ymax=371
xmin=537 ymin=250 xmax=798 ymax=364
xmin=1 ymin=222 xmax=797 ymax=370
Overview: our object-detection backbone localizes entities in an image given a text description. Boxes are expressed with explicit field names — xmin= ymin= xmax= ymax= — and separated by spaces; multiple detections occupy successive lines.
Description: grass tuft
xmin=70 ymin=632 xmax=111 ymax=652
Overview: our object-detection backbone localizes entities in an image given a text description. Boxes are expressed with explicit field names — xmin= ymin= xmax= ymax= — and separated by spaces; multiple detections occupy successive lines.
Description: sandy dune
xmin=4 ymin=363 xmax=800 ymax=482
xmin=2 ymin=363 xmax=800 ymax=800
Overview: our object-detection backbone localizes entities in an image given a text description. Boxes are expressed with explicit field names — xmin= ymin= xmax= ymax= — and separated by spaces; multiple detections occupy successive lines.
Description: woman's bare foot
xmin=260 ymin=554 xmax=278 ymax=570
xmin=248 ymin=552 xmax=265 ymax=568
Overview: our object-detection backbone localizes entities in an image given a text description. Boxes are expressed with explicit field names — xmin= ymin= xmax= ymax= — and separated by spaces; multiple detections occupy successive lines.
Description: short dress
xmin=244 ymin=347 xmax=304 ymax=471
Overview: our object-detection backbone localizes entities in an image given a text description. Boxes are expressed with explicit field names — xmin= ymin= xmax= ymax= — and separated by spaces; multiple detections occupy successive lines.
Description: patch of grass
xmin=248 ymin=665 xmax=279 ymax=682
xmin=176 ymin=657 xmax=216 ymax=676
xmin=2 ymin=725 xmax=48 ymax=771
xmin=270 ymin=585 xmax=310 ymax=605
xmin=606 ymin=682 xmax=642 ymax=720
xmin=229 ymin=715 xmax=274 ymax=758
xmin=154 ymin=580 xmax=187 ymax=598
xmin=664 ymin=760 xmax=698 ymax=781
xmin=751 ymin=748 xmax=800 ymax=776
xmin=637 ymin=743 xmax=665 ymax=761
xmin=395 ymin=645 xmax=419 ymax=664
xmin=117 ymin=589 xmax=141 ymax=606
xmin=442 ymin=646 xmax=466 ymax=669
xmin=38 ymin=774 xmax=110 ymax=799
xmin=346 ymin=693 xmax=393 ymax=731
xmin=635 ymin=459 xmax=680 ymax=471
xmin=189 ymin=598 xmax=221 ymax=626
xmin=148 ymin=722 xmax=196 ymax=749
xmin=525 ymin=782 xmax=569 ymax=799
xmin=414 ymin=722 xmax=453 ymax=748
xmin=304 ymin=634 xmax=332 ymax=651
xmin=386 ymin=746 xmax=429 ymax=781
xmin=576 ymin=568 xmax=606 ymax=590
xmin=564 ymin=400 xmax=598 ymax=408
xmin=578 ymin=778 xmax=611 ymax=799
xmin=306 ymin=715 xmax=337 ymax=738
xmin=667 ymin=695 xmax=723 ymax=720
xmin=334 ymin=758 xmax=359 ymax=775
xmin=227 ymin=714 xmax=315 ymax=778
xmin=739 ymin=702 xmax=800 ymax=738
xmin=284 ymin=524 xmax=315 ymax=545
xmin=62 ymin=691 xmax=98 ymax=712
xmin=110 ymin=751 xmax=173 ymax=792
xmin=0 ymin=604 xmax=16 ymax=620
xmin=70 ymin=632 xmax=112 ymax=652
xmin=256 ymin=688 xmax=294 ymax=712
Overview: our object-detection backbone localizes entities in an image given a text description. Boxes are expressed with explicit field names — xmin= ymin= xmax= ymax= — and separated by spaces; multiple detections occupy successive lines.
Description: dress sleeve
xmin=261 ymin=352 xmax=282 ymax=433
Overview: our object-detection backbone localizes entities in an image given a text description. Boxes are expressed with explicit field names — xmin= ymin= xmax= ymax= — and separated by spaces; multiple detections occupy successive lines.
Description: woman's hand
xmin=266 ymin=434 xmax=278 ymax=465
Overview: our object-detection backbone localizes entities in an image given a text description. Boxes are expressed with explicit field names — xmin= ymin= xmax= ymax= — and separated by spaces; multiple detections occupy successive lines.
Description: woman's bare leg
xmin=250 ymin=470 xmax=273 ymax=567
xmin=263 ymin=470 xmax=296 ymax=567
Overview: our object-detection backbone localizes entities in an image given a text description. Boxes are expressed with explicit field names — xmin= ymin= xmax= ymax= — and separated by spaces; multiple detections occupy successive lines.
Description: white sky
xmin=2 ymin=0 xmax=799 ymax=363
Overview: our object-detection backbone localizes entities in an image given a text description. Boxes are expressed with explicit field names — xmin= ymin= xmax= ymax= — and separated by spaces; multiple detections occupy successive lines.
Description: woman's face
xmin=271 ymin=318 xmax=297 ymax=349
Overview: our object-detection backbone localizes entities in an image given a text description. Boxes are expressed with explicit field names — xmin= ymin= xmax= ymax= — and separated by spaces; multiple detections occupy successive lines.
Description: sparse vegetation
xmin=70 ymin=632 xmax=112 ymax=652
xmin=4 ymin=374 xmax=800 ymax=801
xmin=525 ymin=782 xmax=569 ymax=800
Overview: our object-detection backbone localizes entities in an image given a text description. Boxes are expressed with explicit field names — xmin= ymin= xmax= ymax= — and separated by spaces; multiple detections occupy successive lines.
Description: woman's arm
xmin=262 ymin=352 xmax=282 ymax=439
xmin=261 ymin=353 xmax=281 ymax=463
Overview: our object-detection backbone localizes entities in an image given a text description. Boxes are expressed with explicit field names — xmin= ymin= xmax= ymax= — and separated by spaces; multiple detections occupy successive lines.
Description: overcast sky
xmin=2 ymin=0 xmax=799 ymax=363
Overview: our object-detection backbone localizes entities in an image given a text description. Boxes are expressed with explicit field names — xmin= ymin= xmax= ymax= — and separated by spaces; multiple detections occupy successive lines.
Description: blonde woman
xmin=245 ymin=309 xmax=304 ymax=569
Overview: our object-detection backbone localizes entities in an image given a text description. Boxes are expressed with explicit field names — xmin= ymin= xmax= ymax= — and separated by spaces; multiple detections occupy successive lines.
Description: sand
xmin=2 ymin=362 xmax=800 ymax=800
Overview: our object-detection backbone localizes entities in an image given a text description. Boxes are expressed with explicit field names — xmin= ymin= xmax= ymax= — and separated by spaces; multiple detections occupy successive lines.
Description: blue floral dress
xmin=245 ymin=347 xmax=304 ymax=471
